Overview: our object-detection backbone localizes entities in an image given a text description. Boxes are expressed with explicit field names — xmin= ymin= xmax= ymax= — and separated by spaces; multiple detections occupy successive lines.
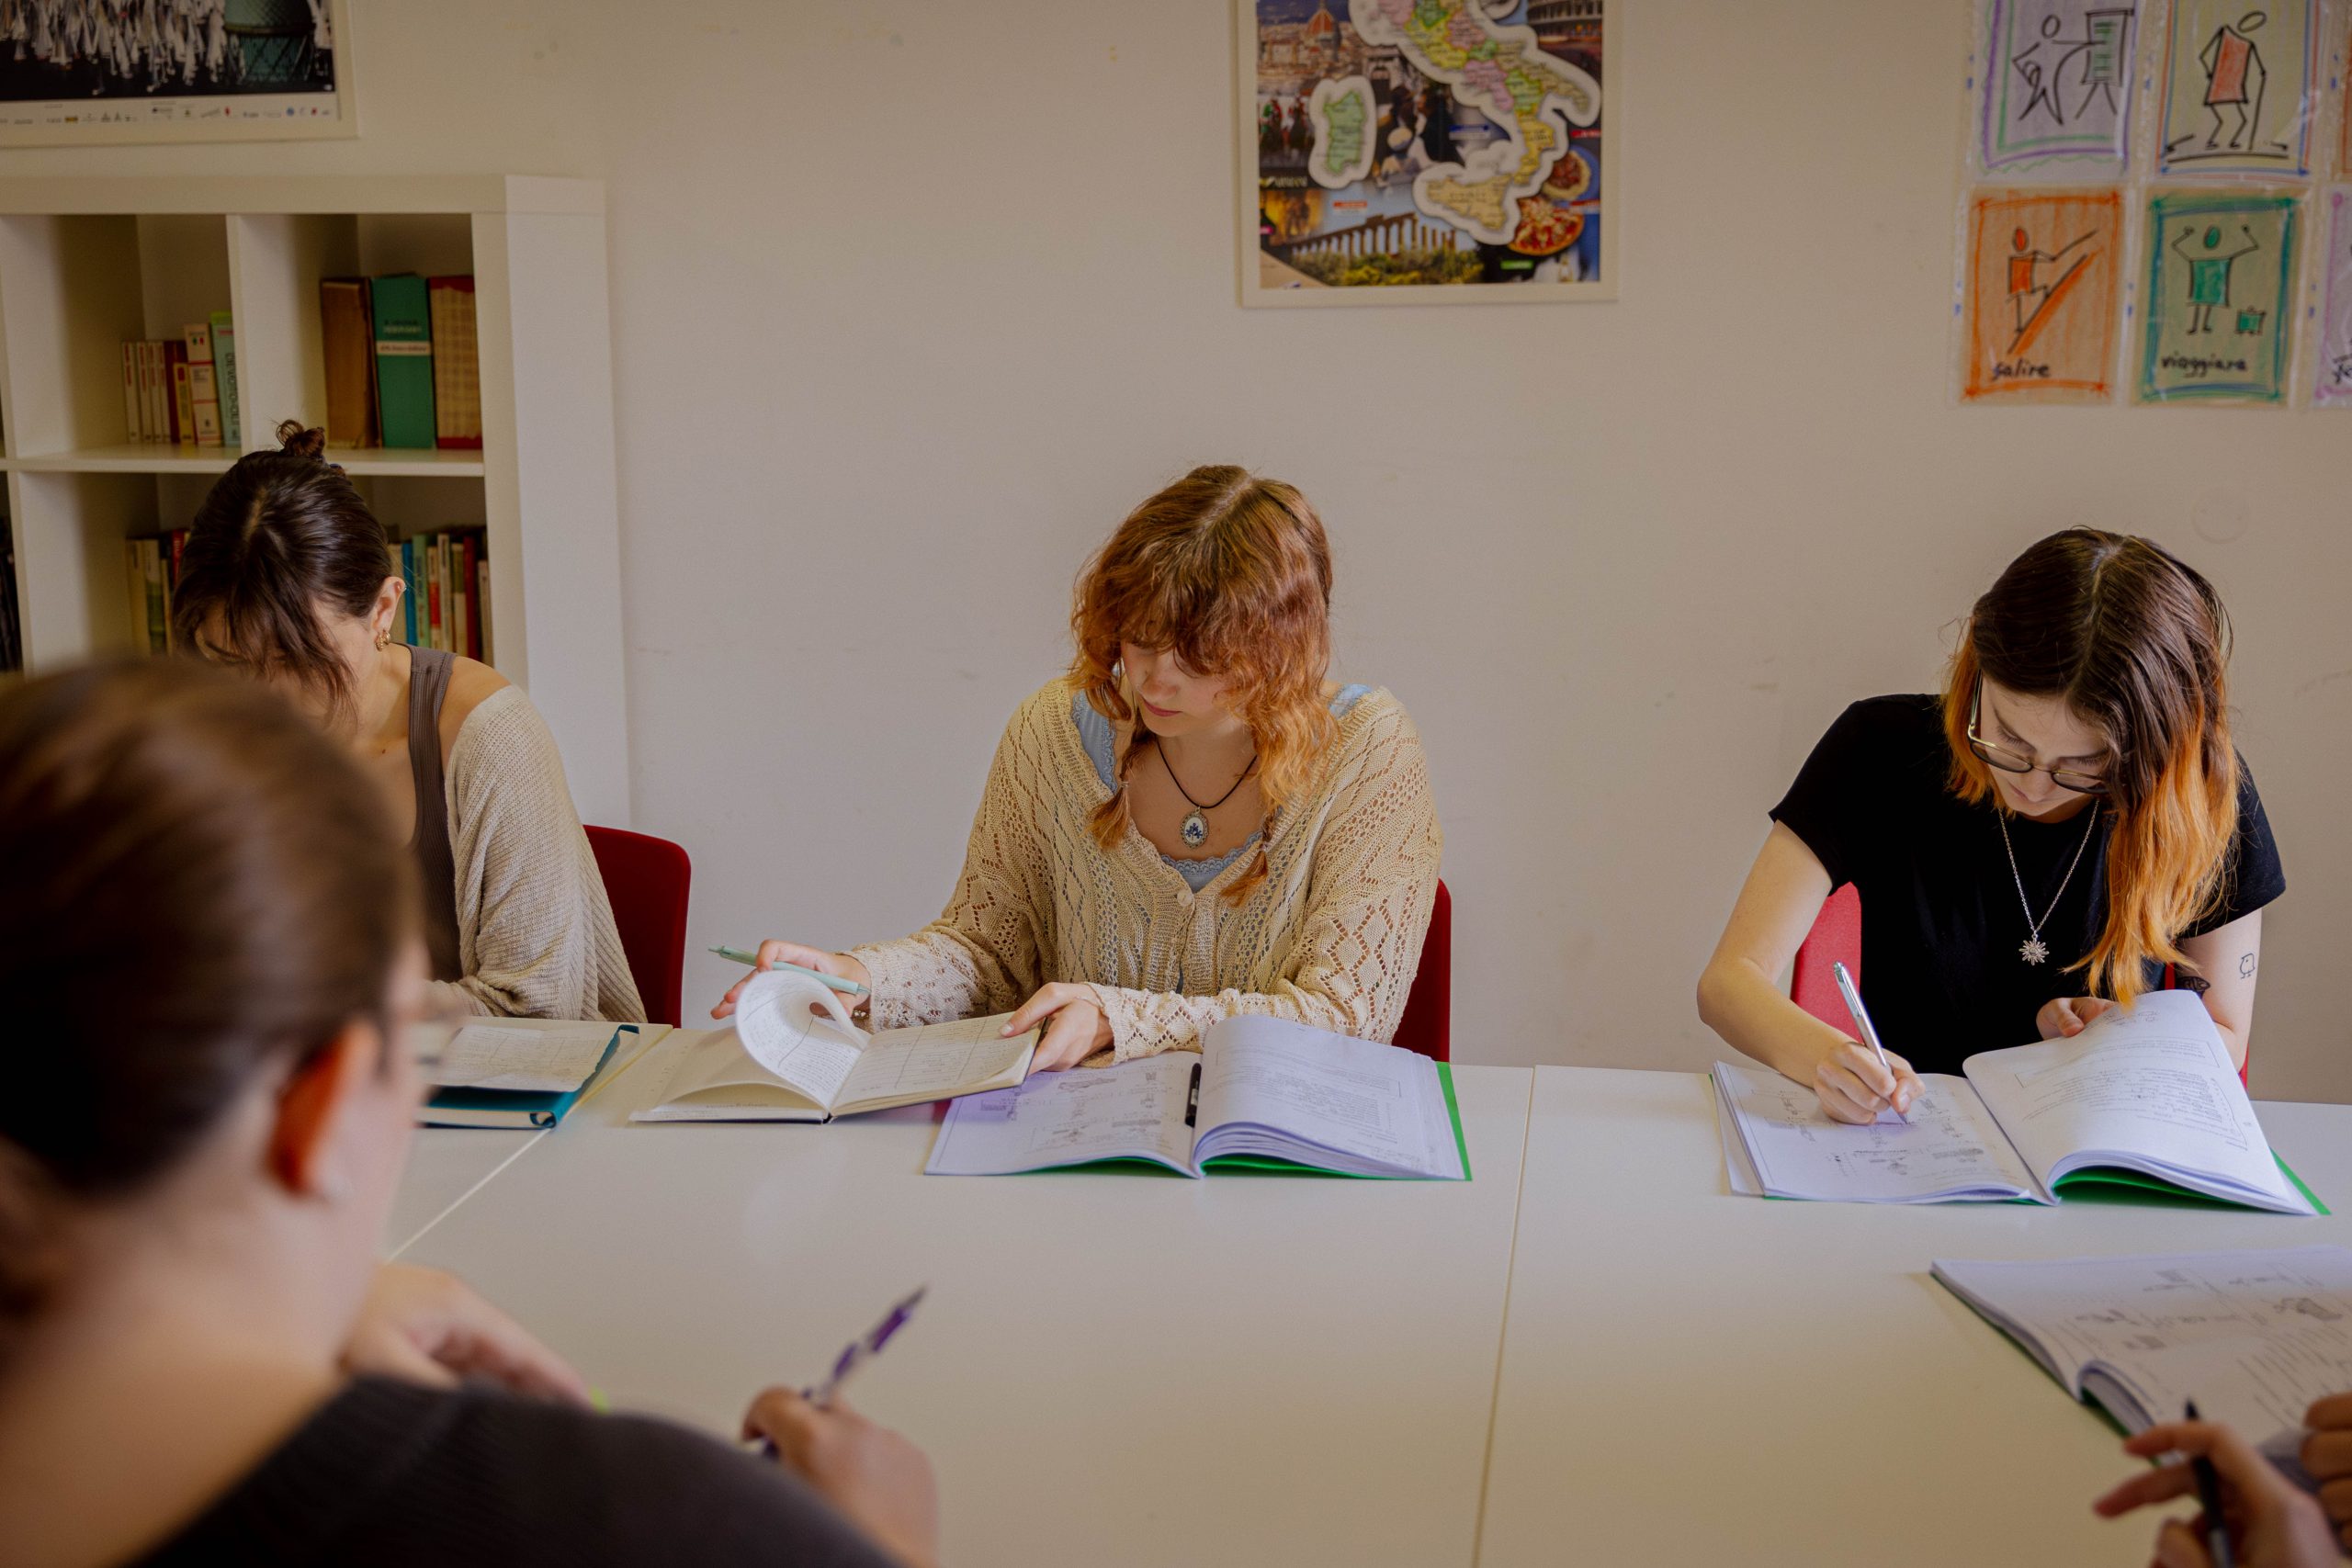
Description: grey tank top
xmin=406 ymin=646 xmax=466 ymax=983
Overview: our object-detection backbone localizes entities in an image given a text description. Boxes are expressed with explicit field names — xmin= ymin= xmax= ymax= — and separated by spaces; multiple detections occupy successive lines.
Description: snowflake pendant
xmin=1180 ymin=810 xmax=1209 ymax=848
xmin=2020 ymin=937 xmax=2051 ymax=965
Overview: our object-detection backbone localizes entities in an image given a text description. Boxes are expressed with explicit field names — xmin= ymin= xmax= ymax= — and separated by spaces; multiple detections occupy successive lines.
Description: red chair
xmin=1790 ymin=883 xmax=1861 ymax=1032
xmin=584 ymin=826 xmax=692 ymax=1027
xmin=1392 ymin=879 xmax=1452 ymax=1062
xmin=1790 ymin=886 xmax=2247 ymax=1086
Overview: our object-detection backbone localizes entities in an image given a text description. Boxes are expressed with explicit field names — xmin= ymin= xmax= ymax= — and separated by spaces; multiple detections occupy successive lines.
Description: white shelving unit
xmin=0 ymin=175 xmax=630 ymax=825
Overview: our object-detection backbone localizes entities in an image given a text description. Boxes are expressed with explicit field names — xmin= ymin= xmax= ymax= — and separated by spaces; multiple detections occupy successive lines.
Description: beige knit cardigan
xmin=852 ymin=679 xmax=1442 ymax=1063
xmin=434 ymin=687 xmax=646 ymax=1024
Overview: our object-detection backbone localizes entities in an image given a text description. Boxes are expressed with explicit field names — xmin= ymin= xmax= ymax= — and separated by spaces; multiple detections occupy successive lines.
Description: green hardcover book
xmin=368 ymin=274 xmax=436 ymax=449
xmin=209 ymin=310 xmax=240 ymax=448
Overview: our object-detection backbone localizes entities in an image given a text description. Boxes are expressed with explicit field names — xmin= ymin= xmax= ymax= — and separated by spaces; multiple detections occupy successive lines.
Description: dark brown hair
xmin=1940 ymin=528 xmax=2237 ymax=1002
xmin=171 ymin=420 xmax=396 ymax=720
xmin=1070 ymin=466 xmax=1336 ymax=903
xmin=0 ymin=658 xmax=414 ymax=1337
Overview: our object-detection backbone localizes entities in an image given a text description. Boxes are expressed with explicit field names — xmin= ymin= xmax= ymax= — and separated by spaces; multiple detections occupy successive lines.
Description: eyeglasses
xmin=1967 ymin=682 xmax=2111 ymax=796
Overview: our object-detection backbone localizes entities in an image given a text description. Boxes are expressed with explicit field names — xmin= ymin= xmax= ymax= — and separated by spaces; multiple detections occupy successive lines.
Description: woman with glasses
xmin=1698 ymin=529 xmax=2281 ymax=1123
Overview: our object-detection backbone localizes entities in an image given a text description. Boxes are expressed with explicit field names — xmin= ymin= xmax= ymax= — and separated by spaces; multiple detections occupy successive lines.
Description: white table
xmin=387 ymin=1022 xmax=670 ymax=1256
xmin=399 ymin=1031 xmax=1534 ymax=1568
xmin=1476 ymin=1066 xmax=2352 ymax=1568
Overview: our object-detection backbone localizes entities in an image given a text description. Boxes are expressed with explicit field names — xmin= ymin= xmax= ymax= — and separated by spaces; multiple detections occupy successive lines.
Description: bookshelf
xmin=0 ymin=176 xmax=630 ymax=825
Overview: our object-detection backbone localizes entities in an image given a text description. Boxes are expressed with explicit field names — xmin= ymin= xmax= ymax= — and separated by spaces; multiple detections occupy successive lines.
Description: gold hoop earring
xmin=375 ymin=630 xmax=391 ymax=650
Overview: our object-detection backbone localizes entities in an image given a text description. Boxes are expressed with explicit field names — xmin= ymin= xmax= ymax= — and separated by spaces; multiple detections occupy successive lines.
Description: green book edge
xmin=1713 ymin=1071 xmax=2325 ymax=1213
xmin=1197 ymin=1060 xmax=1470 ymax=1181
xmin=424 ymin=1026 xmax=630 ymax=1128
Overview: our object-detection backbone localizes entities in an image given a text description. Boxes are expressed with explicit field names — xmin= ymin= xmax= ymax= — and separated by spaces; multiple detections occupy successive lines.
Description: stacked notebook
xmin=424 ymin=1021 xmax=645 ymax=1129
xmin=1712 ymin=990 xmax=2321 ymax=1213
xmin=925 ymin=1015 xmax=1469 ymax=1180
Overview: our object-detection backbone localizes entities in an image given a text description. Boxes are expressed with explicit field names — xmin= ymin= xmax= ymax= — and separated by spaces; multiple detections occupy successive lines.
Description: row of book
xmin=121 ymin=315 xmax=240 ymax=446
xmin=121 ymin=526 xmax=492 ymax=665
xmin=400 ymin=530 xmax=492 ymax=660
xmin=321 ymin=274 xmax=482 ymax=452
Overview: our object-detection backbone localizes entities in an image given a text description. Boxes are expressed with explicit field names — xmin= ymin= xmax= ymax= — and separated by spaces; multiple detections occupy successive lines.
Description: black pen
xmin=2184 ymin=1400 xmax=2236 ymax=1568
xmin=1184 ymin=1061 xmax=1201 ymax=1128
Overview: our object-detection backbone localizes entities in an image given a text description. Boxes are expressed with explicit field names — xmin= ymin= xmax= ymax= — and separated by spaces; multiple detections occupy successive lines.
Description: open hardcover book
xmin=1933 ymin=1247 xmax=2352 ymax=1484
xmin=1712 ymin=991 xmax=2321 ymax=1213
xmin=924 ymin=1015 xmax=1468 ymax=1179
xmin=632 ymin=970 xmax=1038 ymax=1123
xmin=424 ymin=1021 xmax=645 ymax=1130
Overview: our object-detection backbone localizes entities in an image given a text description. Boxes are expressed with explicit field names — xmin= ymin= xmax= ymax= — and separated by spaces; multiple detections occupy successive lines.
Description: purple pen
xmin=804 ymin=1285 xmax=927 ymax=1408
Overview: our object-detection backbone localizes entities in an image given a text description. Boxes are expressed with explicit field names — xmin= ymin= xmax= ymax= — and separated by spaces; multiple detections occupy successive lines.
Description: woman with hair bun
xmin=718 ymin=465 xmax=1444 ymax=1071
xmin=172 ymin=422 xmax=641 ymax=1023
xmin=1699 ymin=529 xmax=2283 ymax=1123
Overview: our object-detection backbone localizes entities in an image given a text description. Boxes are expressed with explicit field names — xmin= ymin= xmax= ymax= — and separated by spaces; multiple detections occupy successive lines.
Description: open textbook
xmin=925 ymin=1015 xmax=1468 ymax=1179
xmin=1712 ymin=991 xmax=2322 ymax=1213
xmin=1934 ymin=1247 xmax=2352 ymax=1486
xmin=632 ymin=969 xmax=1037 ymax=1122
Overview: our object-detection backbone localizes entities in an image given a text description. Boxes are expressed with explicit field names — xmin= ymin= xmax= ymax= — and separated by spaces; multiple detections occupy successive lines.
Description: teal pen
xmin=711 ymin=945 xmax=869 ymax=998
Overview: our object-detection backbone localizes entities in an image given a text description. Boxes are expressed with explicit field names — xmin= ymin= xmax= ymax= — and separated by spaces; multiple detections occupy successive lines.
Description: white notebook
xmin=1934 ymin=1247 xmax=2352 ymax=1478
xmin=632 ymin=969 xmax=1036 ymax=1123
xmin=924 ymin=1015 xmax=1467 ymax=1179
xmin=1712 ymin=991 xmax=2320 ymax=1213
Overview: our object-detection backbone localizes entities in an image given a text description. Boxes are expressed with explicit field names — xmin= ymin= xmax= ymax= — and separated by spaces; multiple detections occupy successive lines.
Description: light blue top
xmin=1072 ymin=683 xmax=1372 ymax=891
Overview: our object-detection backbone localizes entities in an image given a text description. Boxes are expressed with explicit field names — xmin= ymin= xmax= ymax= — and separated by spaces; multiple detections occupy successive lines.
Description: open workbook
xmin=632 ymin=969 xmax=1038 ymax=1122
xmin=924 ymin=1015 xmax=1468 ymax=1179
xmin=424 ymin=1021 xmax=646 ymax=1129
xmin=1934 ymin=1247 xmax=2352 ymax=1485
xmin=1712 ymin=990 xmax=2321 ymax=1213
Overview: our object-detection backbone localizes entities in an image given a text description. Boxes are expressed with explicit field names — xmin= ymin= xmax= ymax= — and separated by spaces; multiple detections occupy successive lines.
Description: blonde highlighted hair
xmin=1070 ymin=466 xmax=1337 ymax=901
xmin=1941 ymin=529 xmax=2238 ymax=1005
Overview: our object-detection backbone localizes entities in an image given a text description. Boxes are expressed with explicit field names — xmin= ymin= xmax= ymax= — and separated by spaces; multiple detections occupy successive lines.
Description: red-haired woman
xmin=718 ymin=466 xmax=1443 ymax=1070
xmin=1698 ymin=529 xmax=2282 ymax=1123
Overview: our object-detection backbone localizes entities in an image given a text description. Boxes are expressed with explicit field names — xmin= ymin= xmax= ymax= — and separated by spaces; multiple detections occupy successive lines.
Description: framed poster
xmin=0 ymin=0 xmax=356 ymax=146
xmin=1238 ymin=0 xmax=1618 ymax=306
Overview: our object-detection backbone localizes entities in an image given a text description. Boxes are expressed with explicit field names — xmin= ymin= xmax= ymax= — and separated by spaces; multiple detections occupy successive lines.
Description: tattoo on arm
xmin=2238 ymin=952 xmax=2256 ymax=980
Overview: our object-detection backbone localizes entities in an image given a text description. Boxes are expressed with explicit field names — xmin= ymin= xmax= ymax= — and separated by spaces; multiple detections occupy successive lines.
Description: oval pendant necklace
xmin=1156 ymin=739 xmax=1258 ymax=849
xmin=1996 ymin=804 xmax=2102 ymax=966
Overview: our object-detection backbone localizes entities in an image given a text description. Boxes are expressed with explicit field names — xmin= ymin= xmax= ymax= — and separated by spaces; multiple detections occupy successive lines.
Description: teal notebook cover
xmin=370 ymin=274 xmax=437 ymax=449
xmin=424 ymin=1026 xmax=630 ymax=1130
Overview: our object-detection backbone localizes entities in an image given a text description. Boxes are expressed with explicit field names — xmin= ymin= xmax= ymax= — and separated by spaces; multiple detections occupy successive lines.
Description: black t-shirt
xmin=1770 ymin=695 xmax=2283 ymax=1077
xmin=132 ymin=1377 xmax=899 ymax=1568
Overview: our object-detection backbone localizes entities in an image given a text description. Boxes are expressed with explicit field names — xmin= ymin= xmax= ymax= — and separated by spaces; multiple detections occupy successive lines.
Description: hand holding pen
xmin=1818 ymin=962 xmax=1921 ymax=1126
xmin=711 ymin=941 xmax=873 ymax=1021
xmin=740 ymin=1287 xmax=939 ymax=1568
xmin=2093 ymin=1406 xmax=2338 ymax=1568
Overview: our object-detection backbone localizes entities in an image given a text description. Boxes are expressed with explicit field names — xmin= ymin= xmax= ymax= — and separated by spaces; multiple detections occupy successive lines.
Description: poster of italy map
xmin=1239 ymin=0 xmax=1616 ymax=305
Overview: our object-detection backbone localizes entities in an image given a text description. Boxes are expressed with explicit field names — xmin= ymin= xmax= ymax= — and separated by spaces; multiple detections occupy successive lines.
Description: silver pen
xmin=1830 ymin=961 xmax=1908 ymax=1123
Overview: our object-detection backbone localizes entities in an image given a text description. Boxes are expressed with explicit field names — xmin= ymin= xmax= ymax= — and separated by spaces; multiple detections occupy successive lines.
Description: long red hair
xmin=1070 ymin=466 xmax=1336 ymax=901
xmin=1941 ymin=529 xmax=2238 ymax=1004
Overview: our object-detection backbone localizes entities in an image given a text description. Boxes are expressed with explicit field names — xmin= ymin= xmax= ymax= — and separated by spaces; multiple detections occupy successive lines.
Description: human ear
xmin=373 ymin=576 xmax=405 ymax=641
xmin=266 ymin=1021 xmax=383 ymax=1201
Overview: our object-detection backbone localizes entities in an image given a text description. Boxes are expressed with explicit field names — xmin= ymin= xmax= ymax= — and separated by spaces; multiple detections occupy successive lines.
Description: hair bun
xmin=274 ymin=421 xmax=328 ymax=460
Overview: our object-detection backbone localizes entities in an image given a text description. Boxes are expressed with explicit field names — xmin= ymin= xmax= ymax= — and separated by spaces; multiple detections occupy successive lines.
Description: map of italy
xmin=1350 ymin=0 xmax=1600 ymax=244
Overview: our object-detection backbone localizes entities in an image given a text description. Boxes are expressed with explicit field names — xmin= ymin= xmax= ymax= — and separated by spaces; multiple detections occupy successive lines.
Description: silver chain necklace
xmin=1995 ymin=805 xmax=2102 ymax=965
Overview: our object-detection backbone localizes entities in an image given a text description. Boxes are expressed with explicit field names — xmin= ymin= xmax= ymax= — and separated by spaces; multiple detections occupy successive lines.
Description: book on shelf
xmin=121 ymin=531 xmax=189 ymax=654
xmin=165 ymin=342 xmax=190 ymax=445
xmin=209 ymin=310 xmax=241 ymax=448
xmin=320 ymin=278 xmax=378 ymax=449
xmin=183 ymin=323 xmax=221 ymax=447
xmin=427 ymin=276 xmax=482 ymax=450
xmin=138 ymin=341 xmax=164 ymax=443
xmin=397 ymin=528 xmax=490 ymax=660
xmin=369 ymin=273 xmax=436 ymax=450
xmin=0 ymin=514 xmax=20 ymax=675
xmin=119 ymin=343 xmax=141 ymax=442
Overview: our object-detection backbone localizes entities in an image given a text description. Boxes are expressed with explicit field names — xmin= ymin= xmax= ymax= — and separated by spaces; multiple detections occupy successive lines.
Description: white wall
xmin=13 ymin=0 xmax=2346 ymax=1099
